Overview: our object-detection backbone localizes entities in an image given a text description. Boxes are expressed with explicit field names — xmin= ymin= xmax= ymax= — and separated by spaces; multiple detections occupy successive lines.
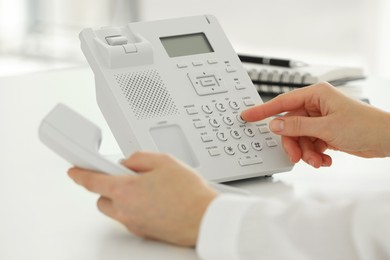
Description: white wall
xmin=140 ymin=0 xmax=389 ymax=79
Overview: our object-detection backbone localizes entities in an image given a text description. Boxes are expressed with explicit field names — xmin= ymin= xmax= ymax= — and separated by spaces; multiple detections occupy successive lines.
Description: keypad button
xmin=200 ymin=77 xmax=217 ymax=87
xmin=251 ymin=141 xmax=263 ymax=151
xmin=215 ymin=102 xmax=227 ymax=112
xmin=201 ymin=105 xmax=213 ymax=114
xmin=207 ymin=59 xmax=218 ymax=64
xmin=236 ymin=115 xmax=246 ymax=124
xmin=192 ymin=61 xmax=203 ymax=66
xmin=244 ymin=128 xmax=255 ymax=137
xmin=223 ymin=116 xmax=234 ymax=126
xmin=239 ymin=157 xmax=263 ymax=166
xmin=266 ymin=139 xmax=278 ymax=147
xmin=230 ymin=129 xmax=242 ymax=139
xmin=193 ymin=121 xmax=205 ymax=129
xmin=208 ymin=148 xmax=221 ymax=156
xmin=226 ymin=66 xmax=237 ymax=73
xmin=259 ymin=126 xmax=270 ymax=134
xmin=186 ymin=107 xmax=198 ymax=115
xmin=229 ymin=100 xmax=240 ymax=110
xmin=224 ymin=146 xmax=235 ymax=155
xmin=201 ymin=135 xmax=213 ymax=142
xmin=243 ymin=99 xmax=255 ymax=106
xmin=237 ymin=143 xmax=249 ymax=153
xmin=216 ymin=131 xmax=228 ymax=141
xmin=209 ymin=118 xmax=220 ymax=128
xmin=235 ymin=84 xmax=246 ymax=90
xmin=177 ymin=63 xmax=188 ymax=68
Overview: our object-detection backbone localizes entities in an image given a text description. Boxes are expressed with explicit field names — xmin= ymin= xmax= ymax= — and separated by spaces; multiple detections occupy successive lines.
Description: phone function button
xmin=215 ymin=102 xmax=227 ymax=112
xmin=192 ymin=61 xmax=203 ymax=66
xmin=201 ymin=105 xmax=213 ymax=114
xmin=259 ymin=126 xmax=270 ymax=134
xmin=226 ymin=66 xmax=237 ymax=73
xmin=216 ymin=132 xmax=228 ymax=141
xmin=200 ymin=77 xmax=217 ymax=87
xmin=201 ymin=135 xmax=213 ymax=142
xmin=208 ymin=148 xmax=221 ymax=156
xmin=209 ymin=118 xmax=220 ymax=128
xmin=230 ymin=129 xmax=242 ymax=139
xmin=244 ymin=128 xmax=255 ymax=137
xmin=239 ymin=157 xmax=263 ymax=166
xmin=243 ymin=99 xmax=255 ymax=107
xmin=251 ymin=141 xmax=263 ymax=151
xmin=186 ymin=107 xmax=198 ymax=115
xmin=177 ymin=63 xmax=188 ymax=68
xmin=207 ymin=59 xmax=218 ymax=64
xmin=235 ymin=84 xmax=246 ymax=90
xmin=222 ymin=116 xmax=234 ymax=126
xmin=229 ymin=100 xmax=240 ymax=110
xmin=193 ymin=121 xmax=206 ymax=129
xmin=266 ymin=139 xmax=278 ymax=147
xmin=224 ymin=146 xmax=235 ymax=155
xmin=237 ymin=143 xmax=249 ymax=153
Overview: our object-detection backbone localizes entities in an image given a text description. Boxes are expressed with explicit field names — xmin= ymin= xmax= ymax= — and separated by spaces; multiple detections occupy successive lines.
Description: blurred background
xmin=0 ymin=0 xmax=389 ymax=79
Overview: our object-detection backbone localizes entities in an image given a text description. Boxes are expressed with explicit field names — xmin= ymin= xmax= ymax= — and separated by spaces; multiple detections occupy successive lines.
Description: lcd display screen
xmin=160 ymin=33 xmax=214 ymax=58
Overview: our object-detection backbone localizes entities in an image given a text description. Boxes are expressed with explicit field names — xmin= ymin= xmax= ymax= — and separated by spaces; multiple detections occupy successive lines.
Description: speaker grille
xmin=115 ymin=70 xmax=179 ymax=120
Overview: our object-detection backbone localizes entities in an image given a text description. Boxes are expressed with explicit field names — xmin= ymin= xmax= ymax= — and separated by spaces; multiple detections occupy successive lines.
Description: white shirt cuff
xmin=196 ymin=194 xmax=258 ymax=260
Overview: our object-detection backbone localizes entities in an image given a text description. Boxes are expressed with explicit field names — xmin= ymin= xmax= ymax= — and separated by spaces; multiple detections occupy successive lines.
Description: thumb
xmin=269 ymin=116 xmax=326 ymax=138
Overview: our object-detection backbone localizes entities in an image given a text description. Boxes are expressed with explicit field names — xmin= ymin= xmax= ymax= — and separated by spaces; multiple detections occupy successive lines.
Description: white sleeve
xmin=196 ymin=193 xmax=390 ymax=260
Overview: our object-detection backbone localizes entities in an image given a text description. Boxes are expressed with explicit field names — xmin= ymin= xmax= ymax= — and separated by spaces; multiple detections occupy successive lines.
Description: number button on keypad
xmin=238 ymin=143 xmax=249 ymax=153
xmin=209 ymin=118 xmax=220 ymax=128
xmin=230 ymin=129 xmax=242 ymax=139
xmin=236 ymin=115 xmax=246 ymax=124
xmin=216 ymin=132 xmax=228 ymax=141
xmin=202 ymin=105 xmax=213 ymax=114
xmin=222 ymin=116 xmax=234 ymax=126
xmin=215 ymin=102 xmax=227 ymax=112
xmin=244 ymin=128 xmax=255 ymax=137
xmin=229 ymin=100 xmax=240 ymax=110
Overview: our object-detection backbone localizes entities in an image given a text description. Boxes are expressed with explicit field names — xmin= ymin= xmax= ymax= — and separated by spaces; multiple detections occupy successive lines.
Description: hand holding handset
xmin=38 ymin=104 xmax=248 ymax=195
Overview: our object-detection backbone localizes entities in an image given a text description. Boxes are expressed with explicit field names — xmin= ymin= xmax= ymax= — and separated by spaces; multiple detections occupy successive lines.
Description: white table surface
xmin=1 ymin=67 xmax=389 ymax=260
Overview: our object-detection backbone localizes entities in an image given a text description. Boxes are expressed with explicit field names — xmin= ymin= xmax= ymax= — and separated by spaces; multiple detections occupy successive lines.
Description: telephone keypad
xmin=187 ymin=98 xmax=279 ymax=166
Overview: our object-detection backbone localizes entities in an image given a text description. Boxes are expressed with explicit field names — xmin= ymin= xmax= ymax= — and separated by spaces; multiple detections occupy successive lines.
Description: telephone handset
xmin=79 ymin=15 xmax=293 ymax=182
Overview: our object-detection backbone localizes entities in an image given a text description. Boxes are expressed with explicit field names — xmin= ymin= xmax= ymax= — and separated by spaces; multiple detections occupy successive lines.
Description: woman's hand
xmin=241 ymin=82 xmax=390 ymax=168
xmin=68 ymin=151 xmax=217 ymax=246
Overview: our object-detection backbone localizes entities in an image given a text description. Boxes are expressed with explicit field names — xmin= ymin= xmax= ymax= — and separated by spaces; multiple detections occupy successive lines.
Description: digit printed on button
xmin=216 ymin=132 xmax=228 ymax=141
xmin=244 ymin=128 xmax=255 ymax=137
xmin=238 ymin=143 xmax=249 ymax=153
xmin=215 ymin=102 xmax=227 ymax=112
xmin=202 ymin=105 xmax=213 ymax=114
xmin=229 ymin=100 xmax=240 ymax=110
xmin=230 ymin=129 xmax=242 ymax=139
xmin=223 ymin=116 xmax=234 ymax=126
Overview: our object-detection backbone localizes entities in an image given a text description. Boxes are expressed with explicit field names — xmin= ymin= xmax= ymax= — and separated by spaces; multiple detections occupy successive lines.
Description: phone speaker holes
xmin=115 ymin=70 xmax=179 ymax=120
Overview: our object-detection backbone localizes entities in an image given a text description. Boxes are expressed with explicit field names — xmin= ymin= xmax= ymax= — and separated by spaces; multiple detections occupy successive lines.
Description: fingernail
xmin=270 ymin=119 xmax=284 ymax=132
xmin=308 ymin=159 xmax=315 ymax=168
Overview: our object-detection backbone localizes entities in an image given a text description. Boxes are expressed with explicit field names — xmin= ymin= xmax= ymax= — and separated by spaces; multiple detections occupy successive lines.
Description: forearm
xmin=197 ymin=193 xmax=390 ymax=260
xmin=381 ymin=111 xmax=390 ymax=157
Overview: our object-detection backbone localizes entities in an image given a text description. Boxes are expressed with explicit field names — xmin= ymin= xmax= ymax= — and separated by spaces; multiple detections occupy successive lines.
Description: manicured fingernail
xmin=270 ymin=119 xmax=284 ymax=132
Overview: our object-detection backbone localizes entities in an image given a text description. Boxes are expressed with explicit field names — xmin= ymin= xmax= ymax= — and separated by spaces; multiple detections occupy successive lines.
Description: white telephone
xmin=79 ymin=15 xmax=293 ymax=182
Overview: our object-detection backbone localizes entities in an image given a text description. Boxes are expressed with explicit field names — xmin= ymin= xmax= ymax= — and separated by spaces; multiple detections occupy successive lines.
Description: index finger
xmin=241 ymin=85 xmax=317 ymax=122
xmin=68 ymin=167 xmax=135 ymax=198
